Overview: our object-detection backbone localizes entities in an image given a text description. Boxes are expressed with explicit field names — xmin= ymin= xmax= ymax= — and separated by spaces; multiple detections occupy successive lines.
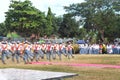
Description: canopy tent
xmin=76 ymin=40 xmax=86 ymax=44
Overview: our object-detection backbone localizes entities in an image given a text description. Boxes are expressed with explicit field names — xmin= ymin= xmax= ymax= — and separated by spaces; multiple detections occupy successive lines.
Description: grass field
xmin=0 ymin=54 xmax=120 ymax=80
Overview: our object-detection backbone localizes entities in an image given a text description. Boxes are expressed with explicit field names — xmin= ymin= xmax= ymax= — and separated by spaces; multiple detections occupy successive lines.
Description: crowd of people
xmin=0 ymin=40 xmax=74 ymax=64
xmin=0 ymin=40 xmax=120 ymax=64
xmin=79 ymin=43 xmax=120 ymax=54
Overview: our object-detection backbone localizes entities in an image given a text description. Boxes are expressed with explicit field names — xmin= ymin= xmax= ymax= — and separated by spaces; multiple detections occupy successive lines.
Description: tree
xmin=58 ymin=14 xmax=80 ymax=38
xmin=5 ymin=0 xmax=46 ymax=38
xmin=51 ymin=15 xmax=60 ymax=36
xmin=77 ymin=28 xmax=87 ymax=39
xmin=0 ymin=22 xmax=7 ymax=36
xmin=45 ymin=7 xmax=54 ymax=36
xmin=64 ymin=0 xmax=120 ymax=42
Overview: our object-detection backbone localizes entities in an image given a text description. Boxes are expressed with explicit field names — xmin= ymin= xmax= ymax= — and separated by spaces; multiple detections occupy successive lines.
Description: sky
xmin=0 ymin=0 xmax=84 ymax=23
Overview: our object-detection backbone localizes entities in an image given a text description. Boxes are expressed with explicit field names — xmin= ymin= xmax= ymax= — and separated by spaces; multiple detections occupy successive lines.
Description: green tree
xmin=64 ymin=0 xmax=120 ymax=42
xmin=77 ymin=28 xmax=87 ymax=39
xmin=0 ymin=23 xmax=7 ymax=36
xmin=51 ymin=15 xmax=60 ymax=35
xmin=5 ymin=0 xmax=46 ymax=37
xmin=58 ymin=14 xmax=80 ymax=38
xmin=45 ymin=7 xmax=54 ymax=36
xmin=52 ymin=16 xmax=63 ymax=37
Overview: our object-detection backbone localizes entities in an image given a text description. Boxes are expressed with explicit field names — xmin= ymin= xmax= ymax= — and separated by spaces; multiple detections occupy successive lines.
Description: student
xmin=1 ymin=41 xmax=8 ymax=64
xmin=67 ymin=43 xmax=74 ymax=59
xmin=11 ymin=42 xmax=17 ymax=62
xmin=23 ymin=42 xmax=33 ymax=64
xmin=34 ymin=43 xmax=44 ymax=62
xmin=44 ymin=42 xmax=52 ymax=61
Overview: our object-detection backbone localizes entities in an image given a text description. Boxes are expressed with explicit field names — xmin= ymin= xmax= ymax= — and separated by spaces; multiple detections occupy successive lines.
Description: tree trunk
xmin=100 ymin=30 xmax=104 ymax=42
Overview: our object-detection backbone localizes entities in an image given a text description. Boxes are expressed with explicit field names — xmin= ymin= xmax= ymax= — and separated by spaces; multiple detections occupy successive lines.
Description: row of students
xmin=0 ymin=41 xmax=74 ymax=64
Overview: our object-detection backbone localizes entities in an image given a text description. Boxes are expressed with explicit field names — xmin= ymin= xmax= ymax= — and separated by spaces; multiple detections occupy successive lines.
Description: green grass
xmin=0 ymin=54 xmax=120 ymax=80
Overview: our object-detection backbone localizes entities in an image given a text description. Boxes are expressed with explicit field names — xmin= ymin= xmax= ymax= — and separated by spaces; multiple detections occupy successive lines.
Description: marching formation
xmin=0 ymin=41 xmax=74 ymax=64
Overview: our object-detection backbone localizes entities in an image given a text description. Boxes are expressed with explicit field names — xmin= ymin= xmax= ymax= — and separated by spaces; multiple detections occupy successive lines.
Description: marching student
xmin=23 ymin=41 xmax=33 ymax=64
xmin=1 ymin=41 xmax=9 ymax=64
xmin=10 ymin=41 xmax=16 ymax=62
xmin=41 ymin=43 xmax=46 ymax=58
xmin=50 ymin=43 xmax=57 ymax=60
xmin=61 ymin=43 xmax=67 ymax=57
xmin=59 ymin=43 xmax=66 ymax=57
xmin=13 ymin=42 xmax=21 ymax=63
xmin=67 ymin=43 xmax=74 ymax=59
xmin=39 ymin=43 xmax=44 ymax=59
xmin=34 ymin=42 xmax=44 ymax=62
xmin=45 ymin=42 xmax=52 ymax=61
xmin=15 ymin=42 xmax=24 ymax=63
xmin=52 ymin=43 xmax=57 ymax=60
xmin=56 ymin=43 xmax=62 ymax=60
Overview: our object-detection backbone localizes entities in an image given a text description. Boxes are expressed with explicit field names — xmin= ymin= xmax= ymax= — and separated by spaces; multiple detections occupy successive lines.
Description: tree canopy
xmin=5 ymin=0 xmax=54 ymax=38
xmin=0 ymin=0 xmax=119 ymax=43
xmin=64 ymin=0 xmax=120 ymax=42
xmin=58 ymin=14 xmax=80 ymax=38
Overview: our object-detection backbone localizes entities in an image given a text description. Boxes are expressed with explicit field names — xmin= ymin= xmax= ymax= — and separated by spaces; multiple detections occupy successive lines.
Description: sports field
xmin=0 ymin=54 xmax=120 ymax=80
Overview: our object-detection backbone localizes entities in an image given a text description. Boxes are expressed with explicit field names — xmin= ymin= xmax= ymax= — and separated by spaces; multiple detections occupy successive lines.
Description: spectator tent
xmin=76 ymin=40 xmax=85 ymax=44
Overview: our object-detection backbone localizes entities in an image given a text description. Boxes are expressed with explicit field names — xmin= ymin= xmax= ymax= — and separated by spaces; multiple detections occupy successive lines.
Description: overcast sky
xmin=0 ymin=0 xmax=84 ymax=23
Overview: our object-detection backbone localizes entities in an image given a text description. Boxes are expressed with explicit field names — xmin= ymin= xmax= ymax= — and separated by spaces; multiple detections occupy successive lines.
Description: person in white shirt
xmin=1 ymin=41 xmax=8 ymax=64
xmin=107 ymin=44 xmax=113 ymax=54
xmin=23 ymin=42 xmax=33 ymax=64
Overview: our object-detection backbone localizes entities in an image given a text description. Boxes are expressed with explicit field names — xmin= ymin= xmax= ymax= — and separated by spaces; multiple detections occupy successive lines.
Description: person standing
xmin=102 ymin=43 xmax=107 ymax=54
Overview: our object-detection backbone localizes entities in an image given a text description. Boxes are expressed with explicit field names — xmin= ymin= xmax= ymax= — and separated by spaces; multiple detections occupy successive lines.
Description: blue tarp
xmin=76 ymin=40 xmax=86 ymax=44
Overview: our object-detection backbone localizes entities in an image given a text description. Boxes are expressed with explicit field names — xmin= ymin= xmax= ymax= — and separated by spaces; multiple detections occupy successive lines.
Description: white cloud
xmin=31 ymin=0 xmax=84 ymax=15
xmin=0 ymin=0 xmax=10 ymax=23
xmin=0 ymin=0 xmax=84 ymax=23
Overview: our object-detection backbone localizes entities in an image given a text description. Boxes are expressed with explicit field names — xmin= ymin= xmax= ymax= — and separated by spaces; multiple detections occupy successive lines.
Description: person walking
xmin=1 ymin=41 xmax=9 ymax=64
